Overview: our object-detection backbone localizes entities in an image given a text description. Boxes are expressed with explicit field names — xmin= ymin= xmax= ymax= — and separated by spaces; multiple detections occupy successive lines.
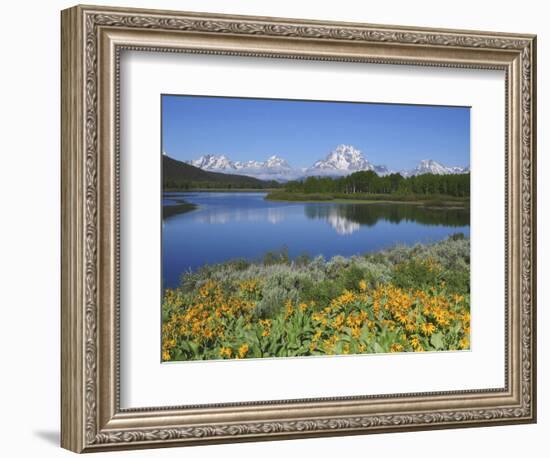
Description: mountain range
xmin=402 ymin=159 xmax=470 ymax=177
xmin=189 ymin=154 xmax=295 ymax=181
xmin=180 ymin=144 xmax=468 ymax=182
xmin=162 ymin=155 xmax=276 ymax=189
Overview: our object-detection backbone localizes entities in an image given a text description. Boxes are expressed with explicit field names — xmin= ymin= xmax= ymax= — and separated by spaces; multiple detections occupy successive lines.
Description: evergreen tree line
xmin=284 ymin=171 xmax=470 ymax=197
xmin=164 ymin=178 xmax=280 ymax=190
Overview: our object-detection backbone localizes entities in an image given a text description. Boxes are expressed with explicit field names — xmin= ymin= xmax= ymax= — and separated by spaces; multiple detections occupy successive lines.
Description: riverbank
xmin=265 ymin=191 xmax=469 ymax=208
xmin=164 ymin=188 xmax=276 ymax=193
xmin=162 ymin=235 xmax=470 ymax=361
xmin=162 ymin=199 xmax=198 ymax=218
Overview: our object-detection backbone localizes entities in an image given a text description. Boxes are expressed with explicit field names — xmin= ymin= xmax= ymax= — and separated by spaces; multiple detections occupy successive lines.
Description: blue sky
xmin=162 ymin=95 xmax=470 ymax=171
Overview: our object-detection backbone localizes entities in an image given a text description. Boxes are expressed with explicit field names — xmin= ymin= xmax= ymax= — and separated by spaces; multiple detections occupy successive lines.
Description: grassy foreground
xmin=162 ymin=235 xmax=470 ymax=361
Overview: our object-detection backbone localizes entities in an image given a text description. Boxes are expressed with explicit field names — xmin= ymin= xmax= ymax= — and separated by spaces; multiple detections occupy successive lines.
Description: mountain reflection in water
xmin=304 ymin=204 xmax=469 ymax=235
xmin=162 ymin=192 xmax=470 ymax=288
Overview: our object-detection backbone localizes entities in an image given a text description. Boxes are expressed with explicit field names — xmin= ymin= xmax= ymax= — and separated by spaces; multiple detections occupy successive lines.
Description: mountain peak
xmin=334 ymin=144 xmax=360 ymax=153
xmin=186 ymin=149 xmax=467 ymax=181
xmin=330 ymin=144 xmax=364 ymax=160
xmin=190 ymin=154 xmax=237 ymax=171
xmin=309 ymin=144 xmax=374 ymax=174
xmin=419 ymin=159 xmax=441 ymax=166
xmin=266 ymin=155 xmax=291 ymax=168
xmin=404 ymin=159 xmax=468 ymax=177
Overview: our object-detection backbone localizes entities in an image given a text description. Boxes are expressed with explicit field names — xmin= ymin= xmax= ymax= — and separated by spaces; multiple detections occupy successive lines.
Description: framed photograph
xmin=61 ymin=4 xmax=537 ymax=453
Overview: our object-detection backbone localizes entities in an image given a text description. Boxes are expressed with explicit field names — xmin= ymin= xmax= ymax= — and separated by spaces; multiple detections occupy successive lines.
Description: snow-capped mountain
xmin=372 ymin=165 xmax=392 ymax=176
xmin=266 ymin=156 xmax=291 ymax=169
xmin=403 ymin=159 xmax=469 ymax=177
xmin=188 ymin=154 xmax=297 ymax=181
xmin=307 ymin=144 xmax=376 ymax=175
xmin=190 ymin=154 xmax=238 ymax=172
xmin=185 ymin=146 xmax=468 ymax=182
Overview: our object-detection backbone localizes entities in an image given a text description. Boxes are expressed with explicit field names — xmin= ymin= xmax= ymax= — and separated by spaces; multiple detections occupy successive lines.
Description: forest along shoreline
xmin=264 ymin=169 xmax=469 ymax=209
xmin=162 ymin=155 xmax=470 ymax=208
xmin=264 ymin=192 xmax=468 ymax=209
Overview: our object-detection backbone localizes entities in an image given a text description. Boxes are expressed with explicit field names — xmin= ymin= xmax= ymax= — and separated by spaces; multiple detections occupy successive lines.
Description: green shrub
xmin=263 ymin=247 xmax=290 ymax=266
xmin=449 ymin=232 xmax=466 ymax=241
xmin=391 ymin=258 xmax=441 ymax=291
xmin=177 ymin=235 xmax=470 ymax=300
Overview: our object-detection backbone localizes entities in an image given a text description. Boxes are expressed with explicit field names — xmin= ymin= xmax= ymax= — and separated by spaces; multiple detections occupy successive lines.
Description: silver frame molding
xmin=61 ymin=4 xmax=537 ymax=453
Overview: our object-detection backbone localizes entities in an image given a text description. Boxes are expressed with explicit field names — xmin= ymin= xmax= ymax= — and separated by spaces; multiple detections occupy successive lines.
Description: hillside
xmin=163 ymin=155 xmax=278 ymax=189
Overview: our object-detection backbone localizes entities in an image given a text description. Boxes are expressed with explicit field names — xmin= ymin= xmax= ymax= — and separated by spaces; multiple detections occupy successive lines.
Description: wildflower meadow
xmin=162 ymin=235 xmax=470 ymax=361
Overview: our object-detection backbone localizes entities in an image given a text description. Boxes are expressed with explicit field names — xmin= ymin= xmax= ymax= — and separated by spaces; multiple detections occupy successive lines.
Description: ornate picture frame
xmin=61 ymin=4 xmax=536 ymax=453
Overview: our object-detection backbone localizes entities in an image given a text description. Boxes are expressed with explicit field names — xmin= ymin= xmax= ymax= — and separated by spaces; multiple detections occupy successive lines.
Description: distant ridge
xmin=188 ymin=154 xmax=299 ymax=181
xmin=163 ymin=155 xmax=276 ymax=188
xmin=402 ymin=159 xmax=469 ymax=177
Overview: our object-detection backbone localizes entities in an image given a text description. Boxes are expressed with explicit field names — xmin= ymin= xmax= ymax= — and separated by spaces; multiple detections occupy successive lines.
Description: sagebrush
xmin=162 ymin=235 xmax=470 ymax=361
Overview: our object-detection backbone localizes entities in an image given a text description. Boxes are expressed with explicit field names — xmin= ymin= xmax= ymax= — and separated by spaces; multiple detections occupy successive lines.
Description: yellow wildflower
xmin=285 ymin=300 xmax=294 ymax=318
xmin=331 ymin=290 xmax=356 ymax=310
xmin=421 ymin=322 xmax=436 ymax=336
xmin=390 ymin=343 xmax=404 ymax=353
xmin=259 ymin=319 xmax=272 ymax=337
xmin=312 ymin=329 xmax=323 ymax=342
xmin=238 ymin=344 xmax=249 ymax=359
xmin=239 ymin=279 xmax=259 ymax=294
xmin=219 ymin=347 xmax=232 ymax=358
xmin=331 ymin=313 xmax=345 ymax=330
xmin=312 ymin=312 xmax=323 ymax=322
xmin=410 ymin=335 xmax=421 ymax=350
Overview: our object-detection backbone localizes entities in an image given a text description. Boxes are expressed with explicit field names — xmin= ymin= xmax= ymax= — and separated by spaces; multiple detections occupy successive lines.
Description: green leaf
xmin=430 ymin=332 xmax=445 ymax=350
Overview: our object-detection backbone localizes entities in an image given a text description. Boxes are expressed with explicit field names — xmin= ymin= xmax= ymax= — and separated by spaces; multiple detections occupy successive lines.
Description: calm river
xmin=162 ymin=192 xmax=470 ymax=289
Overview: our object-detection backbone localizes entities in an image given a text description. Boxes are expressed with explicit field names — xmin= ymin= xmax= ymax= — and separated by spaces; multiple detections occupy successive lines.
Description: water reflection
xmin=305 ymin=203 xmax=469 ymax=234
xmin=325 ymin=210 xmax=361 ymax=235
xmin=162 ymin=192 xmax=470 ymax=288
xmin=190 ymin=206 xmax=288 ymax=225
xmin=164 ymin=193 xmax=469 ymax=235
